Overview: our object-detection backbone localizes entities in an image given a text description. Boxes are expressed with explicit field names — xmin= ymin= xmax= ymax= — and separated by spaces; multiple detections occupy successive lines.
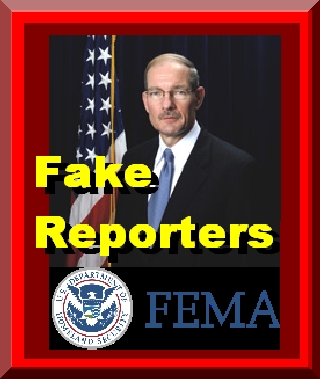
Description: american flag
xmin=66 ymin=35 xmax=127 ymax=267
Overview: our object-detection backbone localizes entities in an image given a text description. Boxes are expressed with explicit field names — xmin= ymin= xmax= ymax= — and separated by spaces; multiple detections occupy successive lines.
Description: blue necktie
xmin=148 ymin=148 xmax=174 ymax=231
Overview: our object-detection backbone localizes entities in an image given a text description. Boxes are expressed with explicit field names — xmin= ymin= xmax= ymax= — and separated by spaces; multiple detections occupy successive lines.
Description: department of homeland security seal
xmin=52 ymin=268 xmax=133 ymax=349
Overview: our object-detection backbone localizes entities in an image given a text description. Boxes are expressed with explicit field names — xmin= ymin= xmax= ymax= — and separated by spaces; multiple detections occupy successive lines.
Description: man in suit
xmin=113 ymin=53 xmax=272 ymax=267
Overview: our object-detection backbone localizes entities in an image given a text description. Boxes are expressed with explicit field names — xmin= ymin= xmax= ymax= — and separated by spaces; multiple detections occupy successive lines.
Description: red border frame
xmin=1 ymin=3 xmax=318 ymax=378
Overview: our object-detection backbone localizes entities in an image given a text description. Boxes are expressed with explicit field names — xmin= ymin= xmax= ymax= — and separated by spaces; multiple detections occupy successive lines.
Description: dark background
xmin=49 ymin=35 xmax=281 ymax=267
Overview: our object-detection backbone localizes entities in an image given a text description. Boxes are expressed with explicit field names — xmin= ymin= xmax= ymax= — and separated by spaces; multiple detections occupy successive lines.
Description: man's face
xmin=142 ymin=61 xmax=205 ymax=140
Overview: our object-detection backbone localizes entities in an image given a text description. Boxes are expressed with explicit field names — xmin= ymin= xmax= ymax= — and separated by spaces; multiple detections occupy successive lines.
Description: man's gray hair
xmin=144 ymin=53 xmax=200 ymax=90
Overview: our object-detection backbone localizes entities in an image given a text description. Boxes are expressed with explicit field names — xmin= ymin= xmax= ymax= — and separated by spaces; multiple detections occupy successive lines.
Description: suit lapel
xmin=139 ymin=138 xmax=159 ymax=224
xmin=161 ymin=129 xmax=212 ymax=224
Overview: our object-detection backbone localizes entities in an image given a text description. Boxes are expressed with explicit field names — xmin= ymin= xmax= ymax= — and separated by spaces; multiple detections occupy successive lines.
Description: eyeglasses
xmin=145 ymin=88 xmax=194 ymax=101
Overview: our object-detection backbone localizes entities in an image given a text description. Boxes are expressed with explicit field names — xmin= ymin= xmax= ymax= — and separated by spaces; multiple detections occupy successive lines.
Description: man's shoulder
xmin=199 ymin=128 xmax=255 ymax=166
xmin=122 ymin=128 xmax=255 ymax=168
xmin=121 ymin=137 xmax=158 ymax=164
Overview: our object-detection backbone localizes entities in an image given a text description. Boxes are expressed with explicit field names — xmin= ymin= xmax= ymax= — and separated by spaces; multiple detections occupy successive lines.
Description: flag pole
xmin=111 ymin=35 xmax=116 ymax=167
xmin=107 ymin=35 xmax=117 ymax=268
xmin=110 ymin=35 xmax=116 ymax=224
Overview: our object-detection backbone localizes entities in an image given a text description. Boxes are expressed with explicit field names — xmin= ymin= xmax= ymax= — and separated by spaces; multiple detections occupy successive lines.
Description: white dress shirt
xmin=149 ymin=121 xmax=201 ymax=199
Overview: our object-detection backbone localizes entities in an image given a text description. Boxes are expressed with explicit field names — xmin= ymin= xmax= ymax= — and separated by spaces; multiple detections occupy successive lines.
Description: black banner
xmin=49 ymin=267 xmax=280 ymax=350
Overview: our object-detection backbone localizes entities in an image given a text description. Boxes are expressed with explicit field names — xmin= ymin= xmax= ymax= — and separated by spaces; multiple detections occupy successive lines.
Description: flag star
xmin=98 ymin=72 xmax=112 ymax=90
xmin=100 ymin=97 xmax=111 ymax=114
xmin=101 ymin=122 xmax=111 ymax=136
xmin=76 ymin=148 xmax=83 ymax=162
xmin=97 ymin=46 xmax=112 ymax=64
xmin=104 ymin=35 xmax=107 ymax=40
xmin=86 ymin=49 xmax=94 ymax=65
xmin=86 ymin=123 xmax=97 ymax=140
xmin=85 ymin=98 xmax=94 ymax=114
xmin=86 ymin=74 xmax=94 ymax=90
xmin=85 ymin=147 xmax=97 ymax=164
xmin=78 ymin=125 xmax=83 ymax=135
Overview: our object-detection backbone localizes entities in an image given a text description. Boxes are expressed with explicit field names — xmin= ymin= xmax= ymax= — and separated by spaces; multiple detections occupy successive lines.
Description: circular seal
xmin=52 ymin=268 xmax=133 ymax=349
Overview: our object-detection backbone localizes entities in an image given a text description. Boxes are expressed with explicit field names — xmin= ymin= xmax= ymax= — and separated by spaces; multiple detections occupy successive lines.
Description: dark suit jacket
xmin=113 ymin=127 xmax=275 ymax=267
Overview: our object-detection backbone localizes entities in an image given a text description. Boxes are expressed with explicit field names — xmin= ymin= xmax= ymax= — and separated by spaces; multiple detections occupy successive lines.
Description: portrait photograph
xmin=49 ymin=35 xmax=280 ymax=268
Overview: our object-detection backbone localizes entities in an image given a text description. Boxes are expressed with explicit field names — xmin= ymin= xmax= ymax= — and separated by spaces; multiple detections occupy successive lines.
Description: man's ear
xmin=194 ymin=87 xmax=205 ymax=110
xmin=142 ymin=91 xmax=149 ymax=112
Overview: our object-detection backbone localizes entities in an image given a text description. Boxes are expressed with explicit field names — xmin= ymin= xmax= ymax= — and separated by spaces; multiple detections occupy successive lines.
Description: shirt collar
xmin=154 ymin=120 xmax=201 ymax=168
